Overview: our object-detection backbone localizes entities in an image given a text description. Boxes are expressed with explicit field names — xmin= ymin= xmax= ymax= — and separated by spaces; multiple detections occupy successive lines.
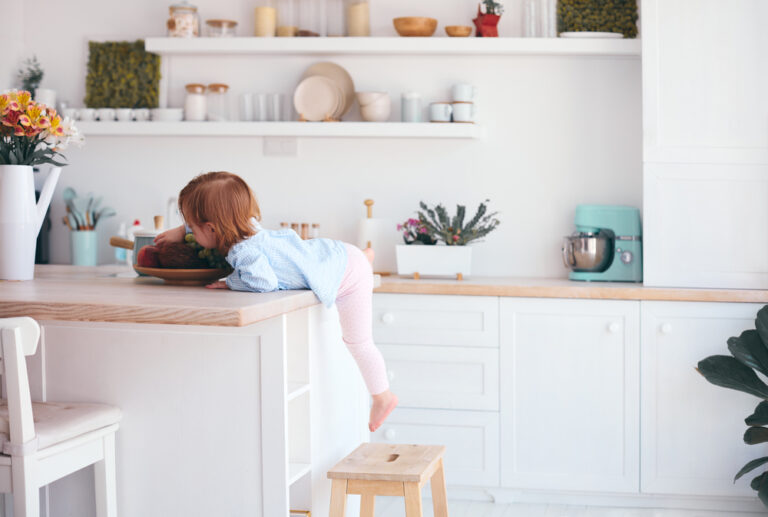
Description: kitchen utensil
xmin=133 ymin=266 xmax=231 ymax=286
xmin=300 ymin=62 xmax=355 ymax=119
xmin=451 ymin=102 xmax=476 ymax=123
xmin=445 ymin=25 xmax=472 ymax=37
xmin=393 ymin=17 xmax=438 ymax=37
xmin=95 ymin=207 xmax=116 ymax=225
xmin=451 ymin=83 xmax=478 ymax=103
xmin=429 ymin=102 xmax=452 ymax=122
xmin=294 ymin=76 xmax=342 ymax=121
xmin=561 ymin=204 xmax=642 ymax=282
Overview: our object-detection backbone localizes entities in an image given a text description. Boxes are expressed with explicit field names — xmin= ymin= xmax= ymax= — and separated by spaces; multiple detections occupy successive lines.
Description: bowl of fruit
xmin=134 ymin=233 xmax=232 ymax=285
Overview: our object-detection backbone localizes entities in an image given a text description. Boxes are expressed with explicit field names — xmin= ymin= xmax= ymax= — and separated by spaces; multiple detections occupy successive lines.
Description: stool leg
xmin=403 ymin=482 xmax=423 ymax=517
xmin=360 ymin=494 xmax=375 ymax=517
xmin=430 ymin=458 xmax=449 ymax=517
xmin=329 ymin=479 xmax=348 ymax=517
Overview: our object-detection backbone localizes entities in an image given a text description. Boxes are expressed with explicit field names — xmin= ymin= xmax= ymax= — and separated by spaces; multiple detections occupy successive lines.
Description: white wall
xmin=22 ymin=0 xmax=642 ymax=278
xmin=0 ymin=2 xmax=24 ymax=89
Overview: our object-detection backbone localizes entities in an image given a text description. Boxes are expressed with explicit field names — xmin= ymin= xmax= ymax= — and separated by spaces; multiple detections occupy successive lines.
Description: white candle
xmin=254 ymin=7 xmax=277 ymax=37
xmin=346 ymin=2 xmax=370 ymax=36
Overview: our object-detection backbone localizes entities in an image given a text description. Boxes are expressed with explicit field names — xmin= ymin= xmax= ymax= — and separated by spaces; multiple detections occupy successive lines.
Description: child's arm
xmin=154 ymin=224 xmax=185 ymax=246
xmin=225 ymin=250 xmax=279 ymax=293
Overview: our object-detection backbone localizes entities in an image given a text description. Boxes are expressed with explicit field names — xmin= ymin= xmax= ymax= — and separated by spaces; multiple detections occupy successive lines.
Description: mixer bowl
xmin=562 ymin=231 xmax=613 ymax=272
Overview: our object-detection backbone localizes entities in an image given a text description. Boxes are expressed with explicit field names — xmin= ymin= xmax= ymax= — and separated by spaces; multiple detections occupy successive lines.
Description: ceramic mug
xmin=96 ymin=108 xmax=115 ymax=121
xmin=79 ymin=108 xmax=96 ymax=121
xmin=451 ymin=102 xmax=476 ymax=123
xmin=133 ymin=108 xmax=150 ymax=121
xmin=451 ymin=83 xmax=478 ymax=103
xmin=429 ymin=102 xmax=452 ymax=123
xmin=116 ymin=108 xmax=133 ymax=122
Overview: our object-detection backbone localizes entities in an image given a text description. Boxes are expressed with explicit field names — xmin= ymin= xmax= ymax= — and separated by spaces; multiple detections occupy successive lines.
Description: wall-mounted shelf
xmin=145 ymin=37 xmax=640 ymax=57
xmin=76 ymin=121 xmax=483 ymax=139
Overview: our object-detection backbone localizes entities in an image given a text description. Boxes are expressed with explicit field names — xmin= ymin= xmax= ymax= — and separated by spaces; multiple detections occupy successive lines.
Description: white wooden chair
xmin=0 ymin=317 xmax=121 ymax=517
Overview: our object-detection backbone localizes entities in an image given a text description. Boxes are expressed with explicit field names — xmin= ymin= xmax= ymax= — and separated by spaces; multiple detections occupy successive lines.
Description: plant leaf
xmin=759 ymin=468 xmax=768 ymax=507
xmin=735 ymin=456 xmax=768 ymax=481
xmin=752 ymin=472 xmax=767 ymax=490
xmin=757 ymin=306 xmax=768 ymax=350
xmin=729 ymin=330 xmax=768 ymax=377
xmin=745 ymin=427 xmax=768 ymax=445
xmin=696 ymin=355 xmax=768 ymax=399
xmin=747 ymin=401 xmax=768 ymax=426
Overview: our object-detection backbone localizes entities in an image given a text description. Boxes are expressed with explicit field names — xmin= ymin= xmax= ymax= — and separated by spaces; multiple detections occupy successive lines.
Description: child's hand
xmin=205 ymin=280 xmax=228 ymax=289
xmin=154 ymin=225 xmax=185 ymax=246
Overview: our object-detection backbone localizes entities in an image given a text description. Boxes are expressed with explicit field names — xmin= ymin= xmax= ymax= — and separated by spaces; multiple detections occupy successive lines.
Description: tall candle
xmin=346 ymin=1 xmax=370 ymax=36
xmin=254 ymin=6 xmax=277 ymax=37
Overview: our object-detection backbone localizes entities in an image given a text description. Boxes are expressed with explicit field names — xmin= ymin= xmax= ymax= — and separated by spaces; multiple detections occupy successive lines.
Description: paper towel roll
xmin=357 ymin=218 xmax=399 ymax=274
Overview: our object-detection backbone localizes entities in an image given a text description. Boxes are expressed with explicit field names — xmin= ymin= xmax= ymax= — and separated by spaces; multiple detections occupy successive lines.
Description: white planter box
xmin=395 ymin=245 xmax=472 ymax=278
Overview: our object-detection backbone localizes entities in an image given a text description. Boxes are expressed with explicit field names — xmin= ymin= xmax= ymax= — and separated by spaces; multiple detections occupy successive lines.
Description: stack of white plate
xmin=293 ymin=62 xmax=355 ymax=122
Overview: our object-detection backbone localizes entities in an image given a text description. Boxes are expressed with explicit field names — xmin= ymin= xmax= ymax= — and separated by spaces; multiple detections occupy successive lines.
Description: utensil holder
xmin=70 ymin=230 xmax=98 ymax=266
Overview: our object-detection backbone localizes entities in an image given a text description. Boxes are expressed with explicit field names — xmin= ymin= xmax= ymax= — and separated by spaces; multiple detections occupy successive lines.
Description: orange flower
xmin=13 ymin=91 xmax=31 ymax=110
xmin=3 ymin=110 xmax=20 ymax=127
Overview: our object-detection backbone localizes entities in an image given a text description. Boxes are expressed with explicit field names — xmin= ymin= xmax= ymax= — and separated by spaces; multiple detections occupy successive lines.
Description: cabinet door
xmin=641 ymin=301 xmax=768 ymax=497
xmin=642 ymin=0 xmax=768 ymax=164
xmin=500 ymin=298 xmax=640 ymax=493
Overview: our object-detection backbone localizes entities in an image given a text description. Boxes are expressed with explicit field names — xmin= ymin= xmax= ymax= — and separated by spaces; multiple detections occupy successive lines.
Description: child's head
xmin=178 ymin=171 xmax=261 ymax=252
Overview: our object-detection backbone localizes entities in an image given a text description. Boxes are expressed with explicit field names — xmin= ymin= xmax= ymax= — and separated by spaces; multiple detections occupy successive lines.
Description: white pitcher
xmin=0 ymin=165 xmax=61 ymax=280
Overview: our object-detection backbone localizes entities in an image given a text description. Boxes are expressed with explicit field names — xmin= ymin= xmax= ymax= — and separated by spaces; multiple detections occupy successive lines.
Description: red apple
xmin=136 ymin=245 xmax=160 ymax=267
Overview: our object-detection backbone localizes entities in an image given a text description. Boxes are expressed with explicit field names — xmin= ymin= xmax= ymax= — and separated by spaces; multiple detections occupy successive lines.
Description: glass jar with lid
xmin=167 ymin=1 xmax=200 ymax=37
xmin=297 ymin=0 xmax=323 ymax=36
xmin=206 ymin=83 xmax=230 ymax=121
xmin=276 ymin=0 xmax=298 ymax=36
xmin=325 ymin=0 xmax=344 ymax=36
xmin=184 ymin=84 xmax=207 ymax=121
xmin=344 ymin=0 xmax=370 ymax=36
xmin=205 ymin=19 xmax=238 ymax=37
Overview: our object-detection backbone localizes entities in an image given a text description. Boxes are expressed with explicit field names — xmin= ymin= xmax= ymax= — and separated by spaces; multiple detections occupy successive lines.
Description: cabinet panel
xmin=500 ymin=298 xmax=640 ymax=493
xmin=641 ymin=301 xmax=768 ymax=497
xmin=373 ymin=294 xmax=498 ymax=348
xmin=643 ymin=162 xmax=768 ymax=289
xmin=642 ymin=0 xmax=768 ymax=163
xmin=379 ymin=344 xmax=498 ymax=410
xmin=371 ymin=408 xmax=499 ymax=487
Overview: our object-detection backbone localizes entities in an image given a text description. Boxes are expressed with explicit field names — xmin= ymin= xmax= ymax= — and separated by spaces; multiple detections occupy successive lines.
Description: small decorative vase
xmin=396 ymin=244 xmax=472 ymax=279
xmin=0 ymin=165 xmax=61 ymax=280
xmin=473 ymin=6 xmax=501 ymax=37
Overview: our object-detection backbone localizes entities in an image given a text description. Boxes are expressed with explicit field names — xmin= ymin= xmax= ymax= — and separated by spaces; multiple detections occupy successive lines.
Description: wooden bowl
xmin=134 ymin=266 xmax=232 ymax=286
xmin=445 ymin=25 xmax=473 ymax=37
xmin=393 ymin=17 xmax=438 ymax=37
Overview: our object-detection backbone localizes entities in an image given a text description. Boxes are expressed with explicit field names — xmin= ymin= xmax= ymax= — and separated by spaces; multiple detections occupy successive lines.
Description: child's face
xmin=188 ymin=221 xmax=218 ymax=250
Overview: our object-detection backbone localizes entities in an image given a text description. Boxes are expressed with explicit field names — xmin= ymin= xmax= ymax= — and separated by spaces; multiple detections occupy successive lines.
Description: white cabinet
xmin=640 ymin=301 xmax=768 ymax=497
xmin=499 ymin=298 xmax=640 ymax=493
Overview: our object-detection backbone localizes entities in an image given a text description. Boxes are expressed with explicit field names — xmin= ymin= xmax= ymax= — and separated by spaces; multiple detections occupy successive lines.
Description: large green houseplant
xmin=697 ymin=305 xmax=768 ymax=506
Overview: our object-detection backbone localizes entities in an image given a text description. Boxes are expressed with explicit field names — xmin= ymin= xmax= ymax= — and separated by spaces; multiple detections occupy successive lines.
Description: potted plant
xmin=697 ymin=305 xmax=768 ymax=506
xmin=396 ymin=200 xmax=500 ymax=279
xmin=0 ymin=90 xmax=83 ymax=280
xmin=473 ymin=0 xmax=504 ymax=37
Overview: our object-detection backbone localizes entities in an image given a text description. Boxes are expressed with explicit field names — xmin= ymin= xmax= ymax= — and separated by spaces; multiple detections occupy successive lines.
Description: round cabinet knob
xmin=608 ymin=322 xmax=621 ymax=334
xmin=620 ymin=250 xmax=634 ymax=264
xmin=384 ymin=428 xmax=396 ymax=440
xmin=387 ymin=370 xmax=395 ymax=382
xmin=381 ymin=313 xmax=395 ymax=325
xmin=660 ymin=323 xmax=672 ymax=335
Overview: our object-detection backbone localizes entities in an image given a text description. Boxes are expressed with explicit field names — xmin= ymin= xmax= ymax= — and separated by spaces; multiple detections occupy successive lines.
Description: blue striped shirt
xmin=224 ymin=228 xmax=348 ymax=307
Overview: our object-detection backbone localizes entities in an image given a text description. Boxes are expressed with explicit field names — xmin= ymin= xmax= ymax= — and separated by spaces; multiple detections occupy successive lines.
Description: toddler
xmin=155 ymin=171 xmax=398 ymax=432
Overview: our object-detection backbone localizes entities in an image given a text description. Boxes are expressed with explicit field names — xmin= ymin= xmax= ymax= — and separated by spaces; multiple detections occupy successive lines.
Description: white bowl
xmin=360 ymin=101 xmax=391 ymax=122
xmin=356 ymin=91 xmax=388 ymax=108
xmin=151 ymin=108 xmax=184 ymax=122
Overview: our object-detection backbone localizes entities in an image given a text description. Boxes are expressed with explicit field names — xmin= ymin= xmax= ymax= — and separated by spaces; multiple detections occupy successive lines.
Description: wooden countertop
xmin=374 ymin=275 xmax=768 ymax=303
xmin=0 ymin=265 xmax=319 ymax=327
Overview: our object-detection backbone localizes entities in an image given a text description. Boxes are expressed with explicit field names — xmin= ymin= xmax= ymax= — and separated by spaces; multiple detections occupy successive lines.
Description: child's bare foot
xmin=369 ymin=390 xmax=398 ymax=432
xmin=363 ymin=247 xmax=375 ymax=267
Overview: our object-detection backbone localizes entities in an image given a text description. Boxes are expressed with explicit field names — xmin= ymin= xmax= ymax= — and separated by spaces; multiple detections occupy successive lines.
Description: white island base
xmin=12 ymin=305 xmax=367 ymax=517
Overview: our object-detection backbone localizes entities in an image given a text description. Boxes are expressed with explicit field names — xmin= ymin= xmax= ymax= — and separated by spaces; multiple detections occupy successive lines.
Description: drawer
xmin=373 ymin=294 xmax=498 ymax=348
xmin=380 ymin=344 xmax=498 ymax=410
xmin=371 ymin=408 xmax=499 ymax=487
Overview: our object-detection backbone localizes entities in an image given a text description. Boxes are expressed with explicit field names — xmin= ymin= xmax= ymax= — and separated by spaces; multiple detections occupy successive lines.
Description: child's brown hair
xmin=178 ymin=171 xmax=261 ymax=252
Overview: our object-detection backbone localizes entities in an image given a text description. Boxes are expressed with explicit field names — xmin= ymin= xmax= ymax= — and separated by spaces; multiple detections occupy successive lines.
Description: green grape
xmin=184 ymin=233 xmax=195 ymax=243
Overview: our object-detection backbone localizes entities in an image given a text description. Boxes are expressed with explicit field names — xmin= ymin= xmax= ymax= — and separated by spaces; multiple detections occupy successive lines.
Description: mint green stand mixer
xmin=562 ymin=205 xmax=643 ymax=283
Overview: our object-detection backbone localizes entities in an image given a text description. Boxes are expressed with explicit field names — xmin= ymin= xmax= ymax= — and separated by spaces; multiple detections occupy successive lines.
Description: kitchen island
xmin=0 ymin=265 xmax=368 ymax=517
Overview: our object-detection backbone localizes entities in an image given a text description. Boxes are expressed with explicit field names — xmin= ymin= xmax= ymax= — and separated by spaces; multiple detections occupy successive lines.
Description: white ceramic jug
xmin=0 ymin=165 xmax=61 ymax=280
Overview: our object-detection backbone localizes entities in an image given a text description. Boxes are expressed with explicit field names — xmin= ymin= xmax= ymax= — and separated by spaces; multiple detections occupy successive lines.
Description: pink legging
xmin=335 ymin=244 xmax=389 ymax=395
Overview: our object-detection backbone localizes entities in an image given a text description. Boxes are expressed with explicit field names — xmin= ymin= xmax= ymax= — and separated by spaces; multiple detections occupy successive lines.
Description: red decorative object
xmin=473 ymin=6 xmax=500 ymax=37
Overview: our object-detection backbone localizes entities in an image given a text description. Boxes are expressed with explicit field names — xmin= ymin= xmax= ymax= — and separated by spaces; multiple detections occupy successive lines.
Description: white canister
xmin=451 ymin=102 xmax=476 ymax=123
xmin=401 ymin=92 xmax=422 ymax=123
xmin=429 ymin=102 xmax=452 ymax=123
xmin=34 ymin=88 xmax=57 ymax=109
xmin=451 ymin=83 xmax=478 ymax=103
xmin=184 ymin=83 xmax=207 ymax=121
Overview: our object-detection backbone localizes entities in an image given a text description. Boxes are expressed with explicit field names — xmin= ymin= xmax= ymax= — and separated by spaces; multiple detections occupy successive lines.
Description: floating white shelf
xmin=287 ymin=382 xmax=311 ymax=402
xmin=77 ymin=121 xmax=483 ymax=139
xmin=288 ymin=463 xmax=311 ymax=485
xmin=144 ymin=36 xmax=640 ymax=57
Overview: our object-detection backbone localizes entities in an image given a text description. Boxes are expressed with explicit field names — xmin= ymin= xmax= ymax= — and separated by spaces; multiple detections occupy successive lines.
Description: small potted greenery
xmin=396 ymin=200 xmax=500 ymax=279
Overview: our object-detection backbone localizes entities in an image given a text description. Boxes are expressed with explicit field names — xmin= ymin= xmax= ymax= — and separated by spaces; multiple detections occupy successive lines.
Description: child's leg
xmin=337 ymin=244 xmax=397 ymax=431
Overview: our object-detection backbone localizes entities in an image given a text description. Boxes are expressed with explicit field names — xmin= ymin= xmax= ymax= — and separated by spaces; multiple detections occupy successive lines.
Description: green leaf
xmin=745 ymin=427 xmax=768 ymax=445
xmin=729 ymin=330 xmax=768 ymax=377
xmin=751 ymin=472 xmax=767 ymax=491
xmin=735 ymin=456 xmax=768 ymax=481
xmin=759 ymin=468 xmax=768 ymax=507
xmin=747 ymin=401 xmax=768 ymax=426
xmin=696 ymin=355 xmax=768 ymax=399
xmin=757 ymin=306 xmax=768 ymax=350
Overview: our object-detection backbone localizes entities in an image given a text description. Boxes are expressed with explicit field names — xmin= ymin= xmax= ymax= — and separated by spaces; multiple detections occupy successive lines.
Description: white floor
xmin=374 ymin=498 xmax=767 ymax=517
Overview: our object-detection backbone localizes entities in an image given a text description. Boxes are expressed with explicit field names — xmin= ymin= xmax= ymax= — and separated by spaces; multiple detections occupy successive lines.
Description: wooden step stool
xmin=327 ymin=443 xmax=448 ymax=517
